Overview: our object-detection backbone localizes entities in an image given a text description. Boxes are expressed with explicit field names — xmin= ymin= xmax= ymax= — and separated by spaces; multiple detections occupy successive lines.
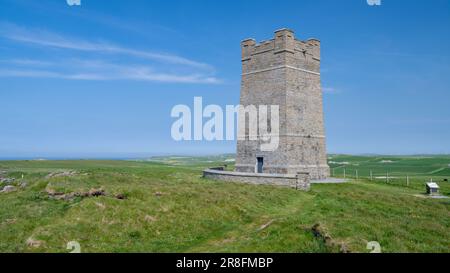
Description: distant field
xmin=0 ymin=155 xmax=448 ymax=253
xmin=328 ymin=154 xmax=450 ymax=195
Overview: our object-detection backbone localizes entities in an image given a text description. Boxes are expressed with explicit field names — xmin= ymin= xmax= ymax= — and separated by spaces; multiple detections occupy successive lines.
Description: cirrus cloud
xmin=0 ymin=22 xmax=220 ymax=84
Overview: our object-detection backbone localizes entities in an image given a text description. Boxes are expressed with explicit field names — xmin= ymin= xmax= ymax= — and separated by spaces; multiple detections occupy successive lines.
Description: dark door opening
xmin=257 ymin=157 xmax=264 ymax=173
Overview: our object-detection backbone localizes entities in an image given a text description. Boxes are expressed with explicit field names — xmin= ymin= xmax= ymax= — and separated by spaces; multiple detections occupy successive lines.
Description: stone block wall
xmin=203 ymin=169 xmax=310 ymax=191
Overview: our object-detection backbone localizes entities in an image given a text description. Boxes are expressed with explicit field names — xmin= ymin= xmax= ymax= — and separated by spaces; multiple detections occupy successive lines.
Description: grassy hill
xmin=0 ymin=155 xmax=449 ymax=253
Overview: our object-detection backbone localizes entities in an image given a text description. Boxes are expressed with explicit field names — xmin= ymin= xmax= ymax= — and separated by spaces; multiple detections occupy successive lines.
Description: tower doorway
xmin=256 ymin=157 xmax=264 ymax=173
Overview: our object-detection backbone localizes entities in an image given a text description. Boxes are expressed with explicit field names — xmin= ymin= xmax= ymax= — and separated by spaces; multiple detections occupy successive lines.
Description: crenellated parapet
xmin=241 ymin=28 xmax=321 ymax=74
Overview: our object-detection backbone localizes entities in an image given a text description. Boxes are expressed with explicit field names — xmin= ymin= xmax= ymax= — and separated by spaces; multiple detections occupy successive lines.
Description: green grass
xmin=329 ymin=154 xmax=450 ymax=195
xmin=0 ymin=156 xmax=449 ymax=253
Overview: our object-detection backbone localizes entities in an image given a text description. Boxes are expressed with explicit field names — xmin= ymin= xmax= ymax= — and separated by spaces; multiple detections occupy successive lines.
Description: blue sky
xmin=1 ymin=0 xmax=450 ymax=158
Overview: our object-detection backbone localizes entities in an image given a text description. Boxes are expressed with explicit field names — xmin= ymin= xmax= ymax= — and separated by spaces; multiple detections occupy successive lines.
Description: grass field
xmin=328 ymin=154 xmax=450 ymax=195
xmin=0 ymin=155 xmax=449 ymax=253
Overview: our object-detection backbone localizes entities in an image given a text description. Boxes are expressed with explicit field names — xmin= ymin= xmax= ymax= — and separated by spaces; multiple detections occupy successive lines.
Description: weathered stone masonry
xmin=235 ymin=28 xmax=330 ymax=179
xmin=203 ymin=169 xmax=310 ymax=191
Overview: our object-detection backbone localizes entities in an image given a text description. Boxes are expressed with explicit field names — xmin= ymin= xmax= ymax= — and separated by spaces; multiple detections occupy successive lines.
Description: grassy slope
xmin=0 ymin=157 xmax=449 ymax=253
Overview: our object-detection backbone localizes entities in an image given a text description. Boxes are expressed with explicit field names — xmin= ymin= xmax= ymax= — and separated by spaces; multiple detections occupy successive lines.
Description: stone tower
xmin=235 ymin=28 xmax=330 ymax=180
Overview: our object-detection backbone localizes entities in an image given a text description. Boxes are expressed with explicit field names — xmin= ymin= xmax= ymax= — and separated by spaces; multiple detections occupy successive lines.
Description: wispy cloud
xmin=0 ymin=58 xmax=53 ymax=66
xmin=0 ymin=22 xmax=211 ymax=69
xmin=0 ymin=59 xmax=221 ymax=84
xmin=0 ymin=22 xmax=220 ymax=84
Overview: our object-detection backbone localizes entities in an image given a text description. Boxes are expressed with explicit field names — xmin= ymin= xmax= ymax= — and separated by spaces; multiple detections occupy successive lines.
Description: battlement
xmin=241 ymin=28 xmax=321 ymax=61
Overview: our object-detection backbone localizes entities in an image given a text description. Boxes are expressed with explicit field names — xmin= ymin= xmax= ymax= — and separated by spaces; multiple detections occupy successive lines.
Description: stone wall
xmin=203 ymin=169 xmax=310 ymax=191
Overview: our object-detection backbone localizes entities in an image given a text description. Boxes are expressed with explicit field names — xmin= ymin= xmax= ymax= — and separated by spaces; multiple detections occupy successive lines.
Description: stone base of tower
xmin=286 ymin=165 xmax=330 ymax=180
xmin=235 ymin=164 xmax=330 ymax=180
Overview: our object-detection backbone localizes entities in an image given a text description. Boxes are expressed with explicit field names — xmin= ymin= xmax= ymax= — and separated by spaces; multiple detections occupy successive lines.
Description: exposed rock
xmin=46 ymin=187 xmax=106 ymax=201
xmin=55 ymin=193 xmax=78 ymax=201
xmin=88 ymin=188 xmax=105 ymax=197
xmin=45 ymin=188 xmax=64 ymax=196
xmin=46 ymin=171 xmax=79 ymax=179
xmin=0 ymin=177 xmax=15 ymax=184
xmin=1 ymin=185 xmax=16 ymax=193
xmin=26 ymin=237 xmax=44 ymax=248
xmin=311 ymin=224 xmax=350 ymax=253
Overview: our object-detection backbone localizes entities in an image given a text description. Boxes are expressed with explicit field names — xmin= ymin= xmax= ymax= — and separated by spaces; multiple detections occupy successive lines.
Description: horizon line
xmin=1 ymin=153 xmax=450 ymax=161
